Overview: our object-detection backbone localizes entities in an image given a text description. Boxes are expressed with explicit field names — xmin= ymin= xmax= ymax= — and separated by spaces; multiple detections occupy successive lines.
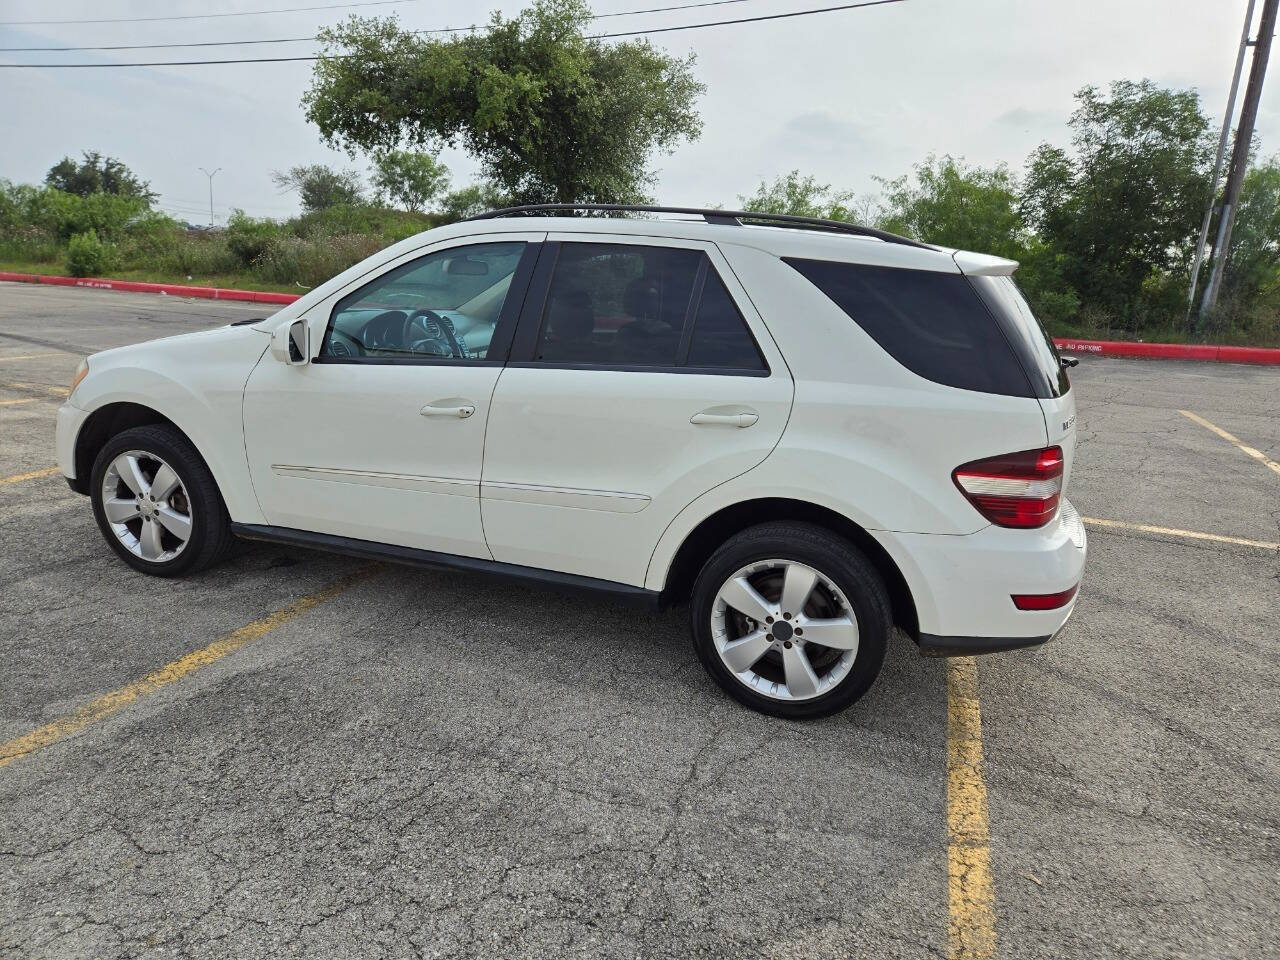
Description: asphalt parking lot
xmin=1 ymin=282 xmax=1277 ymax=960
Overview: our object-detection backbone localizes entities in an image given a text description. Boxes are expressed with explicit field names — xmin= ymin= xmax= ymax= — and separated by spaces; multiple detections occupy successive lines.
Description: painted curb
xmin=1054 ymin=338 xmax=1280 ymax=366
xmin=2 ymin=270 xmax=1277 ymax=364
xmin=0 ymin=271 xmax=299 ymax=306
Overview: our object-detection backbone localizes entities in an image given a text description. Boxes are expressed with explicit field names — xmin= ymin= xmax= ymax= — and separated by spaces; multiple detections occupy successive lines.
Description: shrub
xmin=158 ymin=231 xmax=240 ymax=278
xmin=66 ymin=230 xmax=110 ymax=276
xmin=0 ymin=224 xmax=61 ymax=264
xmin=253 ymin=231 xmax=385 ymax=287
xmin=225 ymin=210 xmax=282 ymax=267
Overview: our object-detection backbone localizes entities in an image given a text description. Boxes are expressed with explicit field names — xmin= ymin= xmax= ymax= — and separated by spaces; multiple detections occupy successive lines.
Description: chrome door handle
xmin=690 ymin=410 xmax=759 ymax=428
xmin=421 ymin=402 xmax=475 ymax=419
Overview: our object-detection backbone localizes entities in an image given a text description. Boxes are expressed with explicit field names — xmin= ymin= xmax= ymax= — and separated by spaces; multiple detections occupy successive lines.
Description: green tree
xmin=271 ymin=164 xmax=365 ymax=212
xmin=736 ymin=170 xmax=857 ymax=220
xmin=1021 ymin=79 xmax=1213 ymax=319
xmin=438 ymin=183 xmax=511 ymax=221
xmin=45 ymin=151 xmax=155 ymax=201
xmin=1222 ymin=155 xmax=1280 ymax=302
xmin=370 ymin=150 xmax=450 ymax=212
xmin=876 ymin=155 xmax=1024 ymax=258
xmin=302 ymin=0 xmax=704 ymax=204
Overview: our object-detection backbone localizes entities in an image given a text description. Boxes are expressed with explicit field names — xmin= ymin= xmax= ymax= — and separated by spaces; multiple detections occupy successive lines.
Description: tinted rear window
xmin=970 ymin=275 xmax=1069 ymax=397
xmin=784 ymin=258 xmax=1035 ymax=397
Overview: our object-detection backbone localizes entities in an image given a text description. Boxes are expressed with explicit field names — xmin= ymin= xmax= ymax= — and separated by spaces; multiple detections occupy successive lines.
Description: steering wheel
xmin=405 ymin=308 xmax=464 ymax=359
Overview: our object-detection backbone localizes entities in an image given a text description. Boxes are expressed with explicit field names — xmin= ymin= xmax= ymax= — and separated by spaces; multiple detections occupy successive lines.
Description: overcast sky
xmin=1 ymin=0 xmax=1272 ymax=223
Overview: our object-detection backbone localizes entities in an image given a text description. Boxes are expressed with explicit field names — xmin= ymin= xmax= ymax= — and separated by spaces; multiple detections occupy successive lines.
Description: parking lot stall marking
xmin=0 ymin=466 xmax=62 ymax=485
xmin=0 ymin=398 xmax=35 ymax=406
xmin=1082 ymin=516 xmax=1280 ymax=552
xmin=1180 ymin=409 xmax=1280 ymax=478
xmin=0 ymin=567 xmax=374 ymax=770
xmin=947 ymin=656 xmax=997 ymax=960
xmin=1 ymin=381 xmax=69 ymax=397
xmin=0 ymin=355 xmax=57 ymax=362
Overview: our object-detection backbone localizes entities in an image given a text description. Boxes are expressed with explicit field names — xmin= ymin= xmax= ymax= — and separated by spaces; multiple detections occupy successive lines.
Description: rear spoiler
xmin=952 ymin=250 xmax=1018 ymax=276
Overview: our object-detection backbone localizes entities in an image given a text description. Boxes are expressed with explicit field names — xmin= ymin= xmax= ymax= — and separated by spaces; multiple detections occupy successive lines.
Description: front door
xmin=243 ymin=235 xmax=542 ymax=557
xmin=480 ymin=234 xmax=794 ymax=586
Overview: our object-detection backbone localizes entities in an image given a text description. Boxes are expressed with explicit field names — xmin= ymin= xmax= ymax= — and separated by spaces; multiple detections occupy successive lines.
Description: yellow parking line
xmin=0 ymin=355 xmax=55 ymax=362
xmin=1180 ymin=409 xmax=1280 ymax=478
xmin=1082 ymin=516 xmax=1280 ymax=551
xmin=1 ymin=381 xmax=69 ymax=397
xmin=0 ymin=466 xmax=61 ymax=485
xmin=0 ymin=567 xmax=374 ymax=770
xmin=947 ymin=656 xmax=997 ymax=959
xmin=0 ymin=398 xmax=35 ymax=407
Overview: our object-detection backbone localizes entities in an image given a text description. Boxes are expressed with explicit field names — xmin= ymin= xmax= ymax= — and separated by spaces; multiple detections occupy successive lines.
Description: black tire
xmin=690 ymin=521 xmax=891 ymax=719
xmin=90 ymin=424 xmax=234 ymax=578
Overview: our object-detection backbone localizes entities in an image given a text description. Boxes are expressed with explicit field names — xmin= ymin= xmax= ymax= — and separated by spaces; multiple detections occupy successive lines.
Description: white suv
xmin=56 ymin=204 xmax=1085 ymax=718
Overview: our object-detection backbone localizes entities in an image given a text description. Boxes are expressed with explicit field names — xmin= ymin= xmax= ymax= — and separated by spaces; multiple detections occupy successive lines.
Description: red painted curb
xmin=0 ymin=271 xmax=300 ymax=306
xmin=1054 ymin=338 xmax=1280 ymax=365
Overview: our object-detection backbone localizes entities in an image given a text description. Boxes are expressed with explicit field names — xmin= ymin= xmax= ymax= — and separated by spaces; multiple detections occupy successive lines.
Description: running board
xmin=230 ymin=523 xmax=663 ymax=609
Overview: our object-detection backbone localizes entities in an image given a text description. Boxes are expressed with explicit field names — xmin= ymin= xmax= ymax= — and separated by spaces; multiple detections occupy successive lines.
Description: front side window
xmin=534 ymin=243 xmax=766 ymax=371
xmin=320 ymin=241 xmax=526 ymax=361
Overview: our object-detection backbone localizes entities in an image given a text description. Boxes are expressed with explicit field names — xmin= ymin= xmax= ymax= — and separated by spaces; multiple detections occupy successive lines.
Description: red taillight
xmin=1011 ymin=584 xmax=1079 ymax=610
xmin=952 ymin=446 xmax=1064 ymax=529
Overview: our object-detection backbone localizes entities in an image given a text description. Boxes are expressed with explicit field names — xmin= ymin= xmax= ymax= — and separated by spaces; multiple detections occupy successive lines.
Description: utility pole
xmin=1187 ymin=0 xmax=1256 ymax=320
xmin=198 ymin=167 xmax=221 ymax=227
xmin=1200 ymin=0 xmax=1278 ymax=320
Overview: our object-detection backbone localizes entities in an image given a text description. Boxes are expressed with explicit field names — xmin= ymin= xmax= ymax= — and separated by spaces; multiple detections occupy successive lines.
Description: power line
xmin=0 ymin=0 xmax=424 ymax=27
xmin=0 ymin=0 xmax=755 ymax=52
xmin=0 ymin=0 xmax=906 ymax=66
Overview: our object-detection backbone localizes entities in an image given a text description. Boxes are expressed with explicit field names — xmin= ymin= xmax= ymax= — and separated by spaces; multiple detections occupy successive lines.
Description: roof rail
xmin=465 ymin=203 xmax=933 ymax=250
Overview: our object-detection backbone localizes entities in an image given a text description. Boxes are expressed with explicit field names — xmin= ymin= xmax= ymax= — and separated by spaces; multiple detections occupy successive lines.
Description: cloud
xmin=995 ymin=107 xmax=1060 ymax=131
xmin=776 ymin=111 xmax=871 ymax=155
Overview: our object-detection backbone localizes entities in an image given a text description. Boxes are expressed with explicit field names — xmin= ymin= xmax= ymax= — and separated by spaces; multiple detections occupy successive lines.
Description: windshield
xmin=970 ymin=275 xmax=1069 ymax=398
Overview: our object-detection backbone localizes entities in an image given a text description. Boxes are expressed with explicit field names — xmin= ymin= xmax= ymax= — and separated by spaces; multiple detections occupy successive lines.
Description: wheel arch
xmin=71 ymin=402 xmax=179 ymax=494
xmin=70 ymin=403 xmax=231 ymax=512
xmin=658 ymin=497 xmax=920 ymax=640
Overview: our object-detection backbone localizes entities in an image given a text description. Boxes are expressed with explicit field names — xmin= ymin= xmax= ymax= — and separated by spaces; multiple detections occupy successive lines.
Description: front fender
xmin=67 ymin=329 xmax=270 ymax=524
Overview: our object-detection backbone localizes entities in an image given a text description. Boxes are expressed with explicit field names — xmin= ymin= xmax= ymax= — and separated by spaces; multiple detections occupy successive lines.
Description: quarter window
xmin=534 ymin=243 xmax=765 ymax=372
xmin=784 ymin=258 xmax=1034 ymax=397
xmin=320 ymin=241 xmax=526 ymax=362
xmin=685 ymin=271 xmax=766 ymax=370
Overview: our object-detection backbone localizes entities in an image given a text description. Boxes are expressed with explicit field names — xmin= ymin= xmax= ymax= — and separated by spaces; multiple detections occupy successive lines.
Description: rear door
xmin=480 ymin=234 xmax=794 ymax=587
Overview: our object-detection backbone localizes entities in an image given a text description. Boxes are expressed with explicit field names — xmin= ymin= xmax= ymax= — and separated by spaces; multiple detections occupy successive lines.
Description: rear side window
xmin=537 ymin=243 xmax=700 ymax=367
xmin=534 ymin=243 xmax=766 ymax=372
xmin=784 ymin=258 xmax=1034 ymax=397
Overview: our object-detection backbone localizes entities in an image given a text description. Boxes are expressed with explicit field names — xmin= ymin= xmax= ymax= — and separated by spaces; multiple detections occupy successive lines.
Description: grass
xmin=0 ymin=259 xmax=301 ymax=294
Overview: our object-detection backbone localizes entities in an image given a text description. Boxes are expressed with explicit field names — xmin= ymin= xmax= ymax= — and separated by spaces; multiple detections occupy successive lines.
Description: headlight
xmin=69 ymin=358 xmax=89 ymax=397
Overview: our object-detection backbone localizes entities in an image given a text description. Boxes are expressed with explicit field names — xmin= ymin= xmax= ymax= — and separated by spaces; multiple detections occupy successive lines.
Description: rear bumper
xmin=873 ymin=499 xmax=1087 ymax=649
xmin=917 ymin=632 xmax=1053 ymax=657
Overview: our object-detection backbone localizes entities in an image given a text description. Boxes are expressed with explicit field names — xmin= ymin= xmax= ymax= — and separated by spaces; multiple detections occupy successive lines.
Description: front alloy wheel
xmin=100 ymin=450 xmax=194 ymax=563
xmin=90 ymin=424 xmax=234 ymax=577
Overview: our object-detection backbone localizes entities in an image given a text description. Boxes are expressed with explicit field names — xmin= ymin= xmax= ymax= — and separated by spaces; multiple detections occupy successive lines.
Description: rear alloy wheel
xmin=691 ymin=522 xmax=890 ymax=718
xmin=90 ymin=424 xmax=234 ymax=577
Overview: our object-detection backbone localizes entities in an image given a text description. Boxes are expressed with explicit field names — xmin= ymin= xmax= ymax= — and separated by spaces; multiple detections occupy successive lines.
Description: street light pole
xmin=198 ymin=167 xmax=221 ymax=226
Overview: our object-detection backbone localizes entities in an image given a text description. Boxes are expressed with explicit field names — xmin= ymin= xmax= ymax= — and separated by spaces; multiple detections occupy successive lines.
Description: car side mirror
xmin=276 ymin=319 xmax=310 ymax=365
xmin=1059 ymin=355 xmax=1079 ymax=369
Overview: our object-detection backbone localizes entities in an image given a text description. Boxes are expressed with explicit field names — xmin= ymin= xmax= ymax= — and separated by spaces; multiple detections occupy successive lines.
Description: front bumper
xmin=874 ymin=499 xmax=1087 ymax=651
xmin=56 ymin=400 xmax=90 ymax=492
